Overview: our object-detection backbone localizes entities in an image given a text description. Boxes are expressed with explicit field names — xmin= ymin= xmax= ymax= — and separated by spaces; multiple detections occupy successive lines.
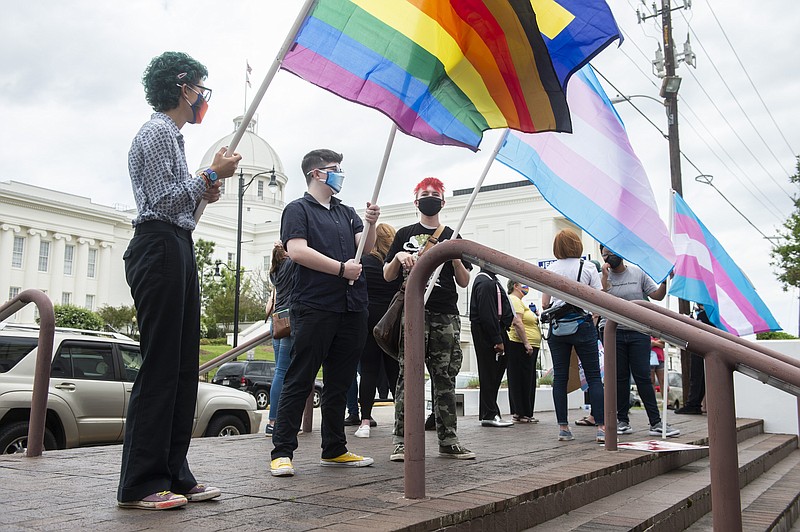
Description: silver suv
xmin=0 ymin=323 xmax=262 ymax=454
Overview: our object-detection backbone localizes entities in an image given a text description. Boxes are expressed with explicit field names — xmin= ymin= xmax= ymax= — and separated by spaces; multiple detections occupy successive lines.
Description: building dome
xmin=199 ymin=115 xmax=284 ymax=175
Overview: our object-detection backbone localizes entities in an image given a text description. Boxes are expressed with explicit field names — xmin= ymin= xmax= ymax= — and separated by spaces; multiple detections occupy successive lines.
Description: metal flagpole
xmin=660 ymin=189 xmax=677 ymax=438
xmin=349 ymin=124 xmax=398 ymax=285
xmin=194 ymin=0 xmax=318 ymax=223
xmin=423 ymin=129 xmax=510 ymax=303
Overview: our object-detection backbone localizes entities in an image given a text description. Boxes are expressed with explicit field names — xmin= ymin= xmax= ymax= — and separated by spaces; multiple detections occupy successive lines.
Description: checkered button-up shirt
xmin=128 ymin=112 xmax=206 ymax=231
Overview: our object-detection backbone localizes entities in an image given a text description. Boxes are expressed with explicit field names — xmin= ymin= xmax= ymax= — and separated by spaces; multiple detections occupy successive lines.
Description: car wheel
xmin=0 ymin=421 xmax=58 ymax=455
xmin=313 ymin=387 xmax=321 ymax=408
xmin=253 ymin=389 xmax=270 ymax=410
xmin=204 ymin=414 xmax=246 ymax=437
xmin=673 ymin=399 xmax=680 ymax=410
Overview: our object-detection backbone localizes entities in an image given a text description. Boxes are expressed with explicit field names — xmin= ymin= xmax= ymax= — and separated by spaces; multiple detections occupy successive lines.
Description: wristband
xmin=338 ymin=262 xmax=345 ymax=278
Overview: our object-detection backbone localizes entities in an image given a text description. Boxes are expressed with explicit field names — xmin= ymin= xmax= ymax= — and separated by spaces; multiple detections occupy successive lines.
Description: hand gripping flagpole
xmin=349 ymin=123 xmax=398 ymax=285
xmin=423 ymin=129 xmax=510 ymax=303
xmin=193 ymin=0 xmax=318 ymax=224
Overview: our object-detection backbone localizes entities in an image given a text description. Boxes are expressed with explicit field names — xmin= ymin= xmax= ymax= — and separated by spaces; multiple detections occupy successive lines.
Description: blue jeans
xmin=615 ymin=329 xmax=661 ymax=425
xmin=548 ymin=320 xmax=604 ymax=426
xmin=268 ymin=323 xmax=294 ymax=422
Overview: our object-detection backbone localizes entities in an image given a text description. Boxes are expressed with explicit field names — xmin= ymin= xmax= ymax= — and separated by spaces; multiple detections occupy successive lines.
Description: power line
xmin=703 ymin=0 xmax=797 ymax=158
xmin=679 ymin=9 xmax=794 ymax=186
xmin=678 ymin=99 xmax=788 ymax=223
xmin=684 ymin=67 xmax=794 ymax=201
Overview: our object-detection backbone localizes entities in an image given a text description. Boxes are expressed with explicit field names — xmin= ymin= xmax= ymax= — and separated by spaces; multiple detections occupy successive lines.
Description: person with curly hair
xmin=117 ymin=51 xmax=241 ymax=510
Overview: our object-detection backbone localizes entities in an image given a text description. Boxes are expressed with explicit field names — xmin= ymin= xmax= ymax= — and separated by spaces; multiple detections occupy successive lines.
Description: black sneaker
xmin=425 ymin=412 xmax=436 ymax=431
xmin=390 ymin=443 xmax=405 ymax=462
xmin=369 ymin=418 xmax=378 ymax=428
xmin=438 ymin=444 xmax=476 ymax=460
xmin=344 ymin=414 xmax=360 ymax=426
xmin=675 ymin=405 xmax=703 ymax=415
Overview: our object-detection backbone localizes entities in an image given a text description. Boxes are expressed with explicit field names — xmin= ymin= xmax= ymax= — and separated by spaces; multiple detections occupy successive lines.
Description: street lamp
xmin=231 ymin=167 xmax=277 ymax=347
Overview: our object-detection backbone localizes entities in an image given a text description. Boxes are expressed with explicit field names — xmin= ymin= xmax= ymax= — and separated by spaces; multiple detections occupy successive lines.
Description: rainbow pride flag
xmin=281 ymin=0 xmax=581 ymax=150
xmin=670 ymin=193 xmax=780 ymax=336
xmin=496 ymin=65 xmax=675 ymax=282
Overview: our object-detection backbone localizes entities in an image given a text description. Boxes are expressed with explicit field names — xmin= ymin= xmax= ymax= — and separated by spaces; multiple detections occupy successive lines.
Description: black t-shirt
xmin=280 ymin=192 xmax=367 ymax=312
xmin=269 ymin=258 xmax=295 ymax=311
xmin=363 ymin=254 xmax=401 ymax=310
xmin=385 ymin=223 xmax=470 ymax=315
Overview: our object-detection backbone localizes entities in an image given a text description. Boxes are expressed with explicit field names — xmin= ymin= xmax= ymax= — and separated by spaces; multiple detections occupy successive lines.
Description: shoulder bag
xmin=373 ymin=225 xmax=445 ymax=359
xmin=544 ymin=260 xmax=588 ymax=339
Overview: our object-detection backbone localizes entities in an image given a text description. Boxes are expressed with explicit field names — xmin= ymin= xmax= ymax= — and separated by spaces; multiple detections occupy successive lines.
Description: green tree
xmin=195 ymin=239 xmax=218 ymax=312
xmin=205 ymin=268 xmax=266 ymax=333
xmin=53 ymin=304 xmax=104 ymax=330
xmin=97 ymin=304 xmax=137 ymax=336
xmin=771 ymin=157 xmax=800 ymax=290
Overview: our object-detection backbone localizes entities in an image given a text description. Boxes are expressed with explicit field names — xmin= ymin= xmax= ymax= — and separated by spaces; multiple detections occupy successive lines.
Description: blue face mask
xmin=323 ymin=170 xmax=345 ymax=194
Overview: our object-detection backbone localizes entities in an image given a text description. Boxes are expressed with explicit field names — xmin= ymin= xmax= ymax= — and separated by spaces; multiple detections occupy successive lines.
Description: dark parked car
xmin=211 ymin=360 xmax=323 ymax=409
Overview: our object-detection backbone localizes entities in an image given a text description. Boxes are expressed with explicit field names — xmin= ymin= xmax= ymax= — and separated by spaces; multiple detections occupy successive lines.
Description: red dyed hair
xmin=413 ymin=177 xmax=445 ymax=197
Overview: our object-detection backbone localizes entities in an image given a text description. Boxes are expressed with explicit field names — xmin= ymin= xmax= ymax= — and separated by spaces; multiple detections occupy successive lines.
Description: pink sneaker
xmin=118 ymin=490 xmax=187 ymax=510
xmin=182 ymin=484 xmax=222 ymax=502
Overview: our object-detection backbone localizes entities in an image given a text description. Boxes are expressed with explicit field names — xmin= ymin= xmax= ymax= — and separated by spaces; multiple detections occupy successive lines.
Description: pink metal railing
xmin=404 ymin=240 xmax=800 ymax=532
xmin=0 ymin=289 xmax=55 ymax=457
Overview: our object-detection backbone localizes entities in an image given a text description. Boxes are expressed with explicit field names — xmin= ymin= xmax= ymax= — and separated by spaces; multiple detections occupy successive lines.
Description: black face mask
xmin=417 ymin=196 xmax=443 ymax=216
xmin=605 ymin=255 xmax=623 ymax=268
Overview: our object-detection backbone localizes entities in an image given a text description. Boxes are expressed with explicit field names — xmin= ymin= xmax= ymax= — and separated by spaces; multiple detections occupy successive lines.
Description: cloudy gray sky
xmin=2 ymin=1 xmax=798 ymax=334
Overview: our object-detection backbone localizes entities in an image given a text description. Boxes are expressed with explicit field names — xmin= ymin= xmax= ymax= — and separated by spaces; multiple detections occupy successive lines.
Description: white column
xmin=52 ymin=233 xmax=72 ymax=306
xmin=98 ymin=241 xmax=112 ymax=304
xmin=75 ymin=237 xmax=95 ymax=308
xmin=0 ymin=224 xmax=21 ymax=304
xmin=22 ymin=228 xmax=47 ymax=322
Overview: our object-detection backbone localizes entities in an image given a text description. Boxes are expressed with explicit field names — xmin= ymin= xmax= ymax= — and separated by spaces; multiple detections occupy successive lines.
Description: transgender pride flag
xmin=670 ymin=193 xmax=780 ymax=336
xmin=496 ymin=64 xmax=675 ymax=282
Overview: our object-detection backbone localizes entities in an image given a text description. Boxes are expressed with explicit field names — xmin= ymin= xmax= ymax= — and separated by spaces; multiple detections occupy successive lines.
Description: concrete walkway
xmin=2 ymin=405 xmax=711 ymax=531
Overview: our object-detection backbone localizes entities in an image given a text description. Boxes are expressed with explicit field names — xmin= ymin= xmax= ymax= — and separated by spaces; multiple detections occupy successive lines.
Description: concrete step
xmin=523 ymin=432 xmax=798 ymax=531
xmin=687 ymin=449 xmax=800 ymax=532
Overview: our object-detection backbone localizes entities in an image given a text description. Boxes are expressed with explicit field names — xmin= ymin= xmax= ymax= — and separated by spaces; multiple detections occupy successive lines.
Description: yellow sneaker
xmin=270 ymin=457 xmax=295 ymax=477
xmin=320 ymin=451 xmax=374 ymax=467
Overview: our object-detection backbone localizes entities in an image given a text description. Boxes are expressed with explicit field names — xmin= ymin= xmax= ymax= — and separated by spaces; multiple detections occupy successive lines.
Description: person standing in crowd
xmin=118 ymin=51 xmax=242 ymax=510
xmin=541 ymin=230 xmax=605 ymax=444
xmin=650 ymin=336 xmax=666 ymax=393
xmin=599 ymin=245 xmax=679 ymax=437
xmin=470 ymin=268 xmax=514 ymax=427
xmin=264 ymin=241 xmax=295 ymax=437
xmin=270 ymin=149 xmax=380 ymax=477
xmin=384 ymin=177 xmax=474 ymax=462
xmin=675 ymin=303 xmax=711 ymax=415
xmin=506 ymin=281 xmax=541 ymax=424
xmin=354 ymin=223 xmax=403 ymax=438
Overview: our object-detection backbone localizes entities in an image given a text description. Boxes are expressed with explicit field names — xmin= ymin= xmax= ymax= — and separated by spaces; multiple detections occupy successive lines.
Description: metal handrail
xmin=403 ymin=240 xmax=800 ymax=532
xmin=0 ymin=289 xmax=55 ymax=457
xmin=198 ymin=329 xmax=316 ymax=432
xmin=198 ymin=330 xmax=273 ymax=374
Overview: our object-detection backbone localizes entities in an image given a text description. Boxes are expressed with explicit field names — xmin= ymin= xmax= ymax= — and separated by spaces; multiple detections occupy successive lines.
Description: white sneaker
xmin=354 ymin=425 xmax=370 ymax=438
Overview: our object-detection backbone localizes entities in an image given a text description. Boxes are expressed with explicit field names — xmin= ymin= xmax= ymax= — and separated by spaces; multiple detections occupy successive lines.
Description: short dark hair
xmin=301 ymin=149 xmax=343 ymax=184
xmin=142 ymin=51 xmax=208 ymax=112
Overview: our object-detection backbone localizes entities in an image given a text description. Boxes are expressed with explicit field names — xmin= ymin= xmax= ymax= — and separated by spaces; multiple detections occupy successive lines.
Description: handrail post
xmin=404 ymin=249 xmax=430 ymax=499
xmin=705 ymin=352 xmax=742 ymax=531
xmin=0 ymin=289 xmax=55 ymax=457
xmin=603 ymin=321 xmax=618 ymax=451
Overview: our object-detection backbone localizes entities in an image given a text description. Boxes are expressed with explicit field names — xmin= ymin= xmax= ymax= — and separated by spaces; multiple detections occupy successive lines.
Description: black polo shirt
xmin=280 ymin=192 xmax=367 ymax=313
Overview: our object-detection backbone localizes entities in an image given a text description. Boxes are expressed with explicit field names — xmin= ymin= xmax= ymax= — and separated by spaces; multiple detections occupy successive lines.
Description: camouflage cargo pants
xmin=393 ymin=310 xmax=463 ymax=446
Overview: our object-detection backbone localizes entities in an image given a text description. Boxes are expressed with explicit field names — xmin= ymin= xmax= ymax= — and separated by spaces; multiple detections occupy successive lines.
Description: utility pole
xmin=661 ymin=0 xmax=692 ymax=403
xmin=639 ymin=0 xmax=695 ymax=404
